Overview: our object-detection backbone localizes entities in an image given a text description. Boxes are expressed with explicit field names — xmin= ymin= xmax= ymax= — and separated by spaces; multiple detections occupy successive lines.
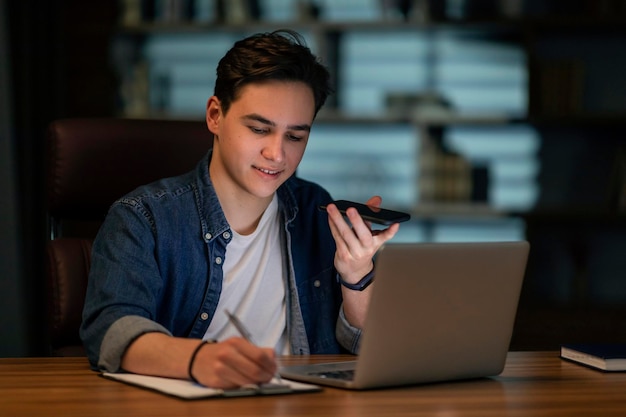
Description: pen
xmin=224 ymin=309 xmax=284 ymax=384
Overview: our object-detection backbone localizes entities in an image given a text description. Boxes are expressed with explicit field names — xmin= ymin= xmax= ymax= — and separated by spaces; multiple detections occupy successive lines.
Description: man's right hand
xmin=189 ymin=337 xmax=277 ymax=388
xmin=120 ymin=333 xmax=277 ymax=389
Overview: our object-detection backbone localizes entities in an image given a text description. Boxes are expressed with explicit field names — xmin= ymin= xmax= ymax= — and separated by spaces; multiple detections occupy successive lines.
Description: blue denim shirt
xmin=80 ymin=151 xmax=361 ymax=371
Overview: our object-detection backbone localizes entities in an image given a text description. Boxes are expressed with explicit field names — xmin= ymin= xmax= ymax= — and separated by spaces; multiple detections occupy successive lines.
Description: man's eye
xmin=250 ymin=126 xmax=267 ymax=134
xmin=287 ymin=134 xmax=303 ymax=142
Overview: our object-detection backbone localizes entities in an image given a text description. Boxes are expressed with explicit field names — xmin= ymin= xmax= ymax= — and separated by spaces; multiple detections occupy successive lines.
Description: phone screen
xmin=319 ymin=200 xmax=411 ymax=225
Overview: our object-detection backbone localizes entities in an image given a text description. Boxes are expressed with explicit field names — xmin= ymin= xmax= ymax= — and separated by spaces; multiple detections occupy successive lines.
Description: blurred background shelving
xmin=115 ymin=0 xmax=626 ymax=350
xmin=4 ymin=0 xmax=626 ymax=355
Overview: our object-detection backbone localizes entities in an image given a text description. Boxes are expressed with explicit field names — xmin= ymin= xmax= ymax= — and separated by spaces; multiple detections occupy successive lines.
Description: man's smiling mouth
xmin=256 ymin=167 xmax=281 ymax=175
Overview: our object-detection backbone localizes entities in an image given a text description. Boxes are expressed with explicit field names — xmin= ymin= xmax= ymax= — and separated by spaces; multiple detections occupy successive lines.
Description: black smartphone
xmin=319 ymin=200 xmax=411 ymax=225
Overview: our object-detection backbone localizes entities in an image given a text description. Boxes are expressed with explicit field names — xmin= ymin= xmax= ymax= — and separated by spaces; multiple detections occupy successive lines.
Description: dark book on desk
xmin=561 ymin=344 xmax=626 ymax=372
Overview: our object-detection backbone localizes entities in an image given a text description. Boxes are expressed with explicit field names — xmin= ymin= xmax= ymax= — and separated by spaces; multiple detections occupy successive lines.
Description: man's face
xmin=207 ymin=80 xmax=315 ymax=203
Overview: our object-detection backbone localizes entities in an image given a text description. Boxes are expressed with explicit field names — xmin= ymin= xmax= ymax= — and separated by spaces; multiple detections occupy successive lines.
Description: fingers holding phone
xmin=322 ymin=197 xmax=403 ymax=283
xmin=320 ymin=199 xmax=411 ymax=226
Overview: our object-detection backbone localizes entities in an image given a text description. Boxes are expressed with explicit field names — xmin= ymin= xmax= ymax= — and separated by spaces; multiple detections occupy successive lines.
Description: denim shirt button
xmin=215 ymin=256 xmax=223 ymax=265
xmin=222 ymin=231 xmax=231 ymax=240
xmin=204 ymin=232 xmax=212 ymax=241
xmin=200 ymin=312 xmax=209 ymax=320
xmin=313 ymin=280 xmax=321 ymax=288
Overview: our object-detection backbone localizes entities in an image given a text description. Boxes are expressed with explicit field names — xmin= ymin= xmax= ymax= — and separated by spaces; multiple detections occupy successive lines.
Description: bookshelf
xmin=111 ymin=3 xmax=626 ymax=217
xmin=114 ymin=3 xmax=626 ymax=121
xmin=3 ymin=0 xmax=619 ymax=354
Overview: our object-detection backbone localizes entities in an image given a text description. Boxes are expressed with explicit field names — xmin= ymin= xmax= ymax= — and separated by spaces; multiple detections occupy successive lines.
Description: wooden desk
xmin=1 ymin=352 xmax=625 ymax=416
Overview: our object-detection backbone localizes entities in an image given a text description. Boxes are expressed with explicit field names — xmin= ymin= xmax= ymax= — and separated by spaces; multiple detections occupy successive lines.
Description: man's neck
xmin=209 ymin=163 xmax=274 ymax=236
xmin=221 ymin=195 xmax=273 ymax=236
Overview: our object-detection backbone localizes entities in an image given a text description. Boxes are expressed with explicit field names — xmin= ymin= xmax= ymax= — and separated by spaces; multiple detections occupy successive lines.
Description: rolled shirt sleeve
xmin=97 ymin=315 xmax=172 ymax=372
xmin=336 ymin=306 xmax=362 ymax=354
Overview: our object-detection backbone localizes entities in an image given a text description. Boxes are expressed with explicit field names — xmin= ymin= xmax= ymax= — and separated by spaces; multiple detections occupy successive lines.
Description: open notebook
xmin=101 ymin=373 xmax=320 ymax=399
xmin=280 ymin=241 xmax=529 ymax=390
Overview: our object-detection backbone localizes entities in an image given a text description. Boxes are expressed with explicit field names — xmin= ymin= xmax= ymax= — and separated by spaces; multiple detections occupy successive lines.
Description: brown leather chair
xmin=45 ymin=118 xmax=213 ymax=356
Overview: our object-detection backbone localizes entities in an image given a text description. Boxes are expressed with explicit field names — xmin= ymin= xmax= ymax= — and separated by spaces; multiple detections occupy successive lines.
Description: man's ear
xmin=205 ymin=96 xmax=221 ymax=135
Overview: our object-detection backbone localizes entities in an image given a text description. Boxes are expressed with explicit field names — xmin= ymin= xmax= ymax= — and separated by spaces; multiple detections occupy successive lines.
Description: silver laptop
xmin=280 ymin=241 xmax=529 ymax=389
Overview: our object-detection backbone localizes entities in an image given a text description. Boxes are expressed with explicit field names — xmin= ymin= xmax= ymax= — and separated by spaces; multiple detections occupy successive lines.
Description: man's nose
xmin=262 ymin=135 xmax=284 ymax=162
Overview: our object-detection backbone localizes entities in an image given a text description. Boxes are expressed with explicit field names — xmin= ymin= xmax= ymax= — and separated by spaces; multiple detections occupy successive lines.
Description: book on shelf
xmin=560 ymin=344 xmax=626 ymax=372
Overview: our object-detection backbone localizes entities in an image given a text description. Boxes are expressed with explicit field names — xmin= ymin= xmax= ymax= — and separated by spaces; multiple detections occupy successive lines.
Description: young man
xmin=80 ymin=30 xmax=400 ymax=389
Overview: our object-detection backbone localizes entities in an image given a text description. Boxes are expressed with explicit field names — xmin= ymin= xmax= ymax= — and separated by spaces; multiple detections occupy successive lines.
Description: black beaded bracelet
xmin=188 ymin=341 xmax=210 ymax=384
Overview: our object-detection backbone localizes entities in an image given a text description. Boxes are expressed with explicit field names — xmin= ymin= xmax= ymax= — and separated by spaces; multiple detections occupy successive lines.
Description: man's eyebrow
xmin=242 ymin=113 xmax=311 ymax=132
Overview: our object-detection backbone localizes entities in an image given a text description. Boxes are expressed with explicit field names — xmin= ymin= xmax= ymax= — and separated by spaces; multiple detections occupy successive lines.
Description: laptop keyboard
xmin=307 ymin=369 xmax=355 ymax=381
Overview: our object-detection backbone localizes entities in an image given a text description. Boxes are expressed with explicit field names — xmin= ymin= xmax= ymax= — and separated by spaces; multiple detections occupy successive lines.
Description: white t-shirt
xmin=202 ymin=195 xmax=289 ymax=354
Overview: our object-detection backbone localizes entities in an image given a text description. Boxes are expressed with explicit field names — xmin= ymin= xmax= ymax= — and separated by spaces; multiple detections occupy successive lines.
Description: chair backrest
xmin=45 ymin=118 xmax=212 ymax=355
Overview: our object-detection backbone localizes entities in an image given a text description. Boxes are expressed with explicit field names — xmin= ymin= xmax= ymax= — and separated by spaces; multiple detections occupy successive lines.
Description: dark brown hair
xmin=213 ymin=29 xmax=332 ymax=117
